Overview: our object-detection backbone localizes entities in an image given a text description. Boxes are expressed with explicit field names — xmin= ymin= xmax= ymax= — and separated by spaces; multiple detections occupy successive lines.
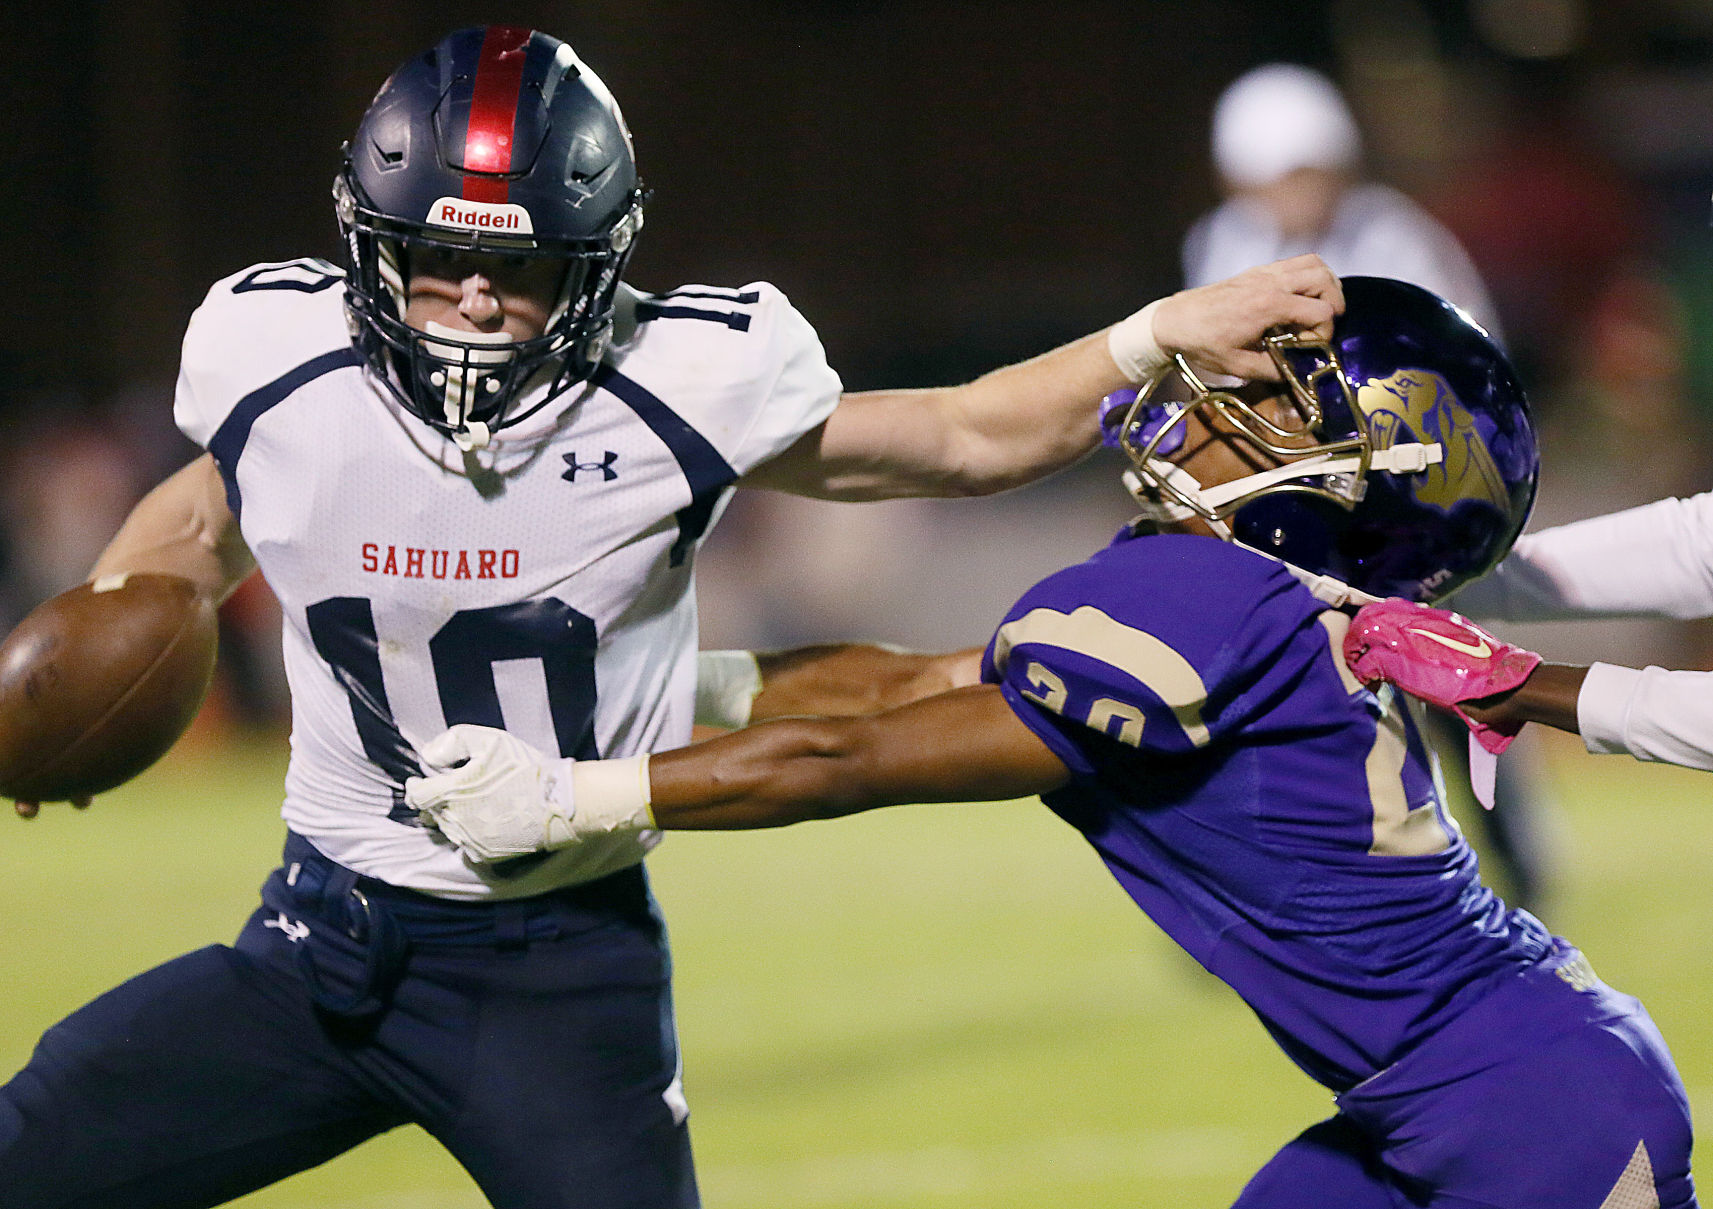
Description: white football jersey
xmin=175 ymin=259 xmax=842 ymax=899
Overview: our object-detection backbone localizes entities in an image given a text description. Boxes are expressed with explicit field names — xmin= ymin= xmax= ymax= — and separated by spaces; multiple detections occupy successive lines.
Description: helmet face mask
xmin=1110 ymin=277 xmax=1538 ymax=603
xmin=334 ymin=26 xmax=647 ymax=445
xmin=1111 ymin=337 xmax=1373 ymax=527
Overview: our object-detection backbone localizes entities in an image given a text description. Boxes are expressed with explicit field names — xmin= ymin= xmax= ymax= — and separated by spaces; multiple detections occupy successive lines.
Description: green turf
xmin=1 ymin=729 xmax=1708 ymax=1208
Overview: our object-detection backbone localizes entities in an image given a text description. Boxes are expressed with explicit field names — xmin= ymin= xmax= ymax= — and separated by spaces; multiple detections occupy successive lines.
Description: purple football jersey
xmin=981 ymin=530 xmax=1555 ymax=1091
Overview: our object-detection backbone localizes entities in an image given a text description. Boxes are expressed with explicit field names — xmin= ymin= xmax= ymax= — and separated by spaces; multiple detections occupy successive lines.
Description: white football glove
xmin=404 ymin=725 xmax=579 ymax=861
xmin=405 ymin=725 xmax=657 ymax=865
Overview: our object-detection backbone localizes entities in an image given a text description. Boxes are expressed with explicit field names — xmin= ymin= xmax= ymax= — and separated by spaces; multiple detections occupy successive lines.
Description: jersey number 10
xmin=306 ymin=596 xmax=600 ymax=821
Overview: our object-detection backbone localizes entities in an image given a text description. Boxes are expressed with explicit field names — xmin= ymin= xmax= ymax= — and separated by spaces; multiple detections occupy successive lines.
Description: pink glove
xmin=1342 ymin=599 xmax=1542 ymax=755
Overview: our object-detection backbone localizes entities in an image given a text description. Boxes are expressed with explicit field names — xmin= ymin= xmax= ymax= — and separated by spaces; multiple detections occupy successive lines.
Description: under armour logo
xmin=562 ymin=451 xmax=619 ymax=482
xmin=264 ymin=912 xmax=311 ymax=943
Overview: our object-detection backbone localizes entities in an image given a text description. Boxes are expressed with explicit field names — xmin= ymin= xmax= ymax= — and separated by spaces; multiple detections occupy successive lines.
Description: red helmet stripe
xmin=462 ymin=26 xmax=533 ymax=204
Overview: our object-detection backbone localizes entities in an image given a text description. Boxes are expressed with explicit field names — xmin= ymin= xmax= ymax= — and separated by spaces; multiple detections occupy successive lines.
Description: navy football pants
xmin=1232 ymin=946 xmax=1696 ymax=1209
xmin=0 ymin=834 xmax=699 ymax=1208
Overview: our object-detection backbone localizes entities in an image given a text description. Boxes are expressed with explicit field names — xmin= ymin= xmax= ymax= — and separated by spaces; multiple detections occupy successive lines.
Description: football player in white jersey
xmin=0 ymin=25 xmax=1341 ymax=1209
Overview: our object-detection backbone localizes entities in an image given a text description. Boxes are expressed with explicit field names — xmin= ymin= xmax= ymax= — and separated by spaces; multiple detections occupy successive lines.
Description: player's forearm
xmin=929 ymin=331 xmax=1133 ymax=494
xmin=750 ymin=644 xmax=984 ymax=721
xmin=783 ymin=331 xmax=1120 ymax=501
xmin=89 ymin=456 xmax=255 ymax=602
xmin=651 ymin=684 xmax=1069 ymax=829
xmin=648 ymin=717 xmax=891 ymax=829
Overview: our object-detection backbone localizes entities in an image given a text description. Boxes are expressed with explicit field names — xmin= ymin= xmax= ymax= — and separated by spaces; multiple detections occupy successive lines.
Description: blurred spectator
xmin=0 ymin=397 xmax=151 ymax=613
xmin=1184 ymin=62 xmax=1502 ymax=335
xmin=1428 ymin=61 xmax=1711 ymax=673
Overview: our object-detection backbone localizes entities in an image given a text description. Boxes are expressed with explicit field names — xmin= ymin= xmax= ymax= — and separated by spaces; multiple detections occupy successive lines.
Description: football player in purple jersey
xmin=0 ymin=23 xmax=1350 ymax=1209
xmin=411 ymin=279 xmax=1697 ymax=1208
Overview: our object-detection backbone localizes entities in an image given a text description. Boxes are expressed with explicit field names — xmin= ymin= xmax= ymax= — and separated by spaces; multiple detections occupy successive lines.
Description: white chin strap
xmin=1127 ymin=441 xmax=1444 ymax=578
xmin=423 ymin=321 xmax=518 ymax=451
xmin=1125 ymin=463 xmax=1229 ymax=533
xmin=1130 ymin=442 xmax=1443 ymax=522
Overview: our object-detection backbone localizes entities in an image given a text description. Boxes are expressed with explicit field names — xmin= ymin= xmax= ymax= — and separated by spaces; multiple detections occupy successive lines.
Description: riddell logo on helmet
xmin=427 ymin=197 xmax=536 ymax=235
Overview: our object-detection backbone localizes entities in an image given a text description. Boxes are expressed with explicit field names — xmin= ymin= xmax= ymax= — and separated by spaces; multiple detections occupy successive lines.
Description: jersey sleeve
xmin=714 ymin=282 xmax=843 ymax=474
xmin=979 ymin=539 xmax=1313 ymax=778
xmin=1578 ymin=661 xmax=1713 ymax=770
xmin=622 ymin=281 xmax=842 ymax=478
xmin=1453 ymin=493 xmax=1713 ymax=623
xmin=174 ymin=259 xmax=353 ymax=449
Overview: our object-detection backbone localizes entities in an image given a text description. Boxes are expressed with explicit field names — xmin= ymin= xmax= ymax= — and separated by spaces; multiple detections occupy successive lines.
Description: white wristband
xmin=694 ymin=649 xmax=762 ymax=729
xmin=569 ymin=754 xmax=656 ymax=837
xmin=1107 ymin=297 xmax=1172 ymax=383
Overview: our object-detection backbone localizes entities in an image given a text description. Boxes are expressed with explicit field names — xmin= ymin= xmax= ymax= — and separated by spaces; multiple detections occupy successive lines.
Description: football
xmin=0 ymin=573 xmax=219 ymax=802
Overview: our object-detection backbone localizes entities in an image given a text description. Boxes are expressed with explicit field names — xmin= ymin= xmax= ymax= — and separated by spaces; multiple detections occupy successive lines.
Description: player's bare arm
xmin=748 ymin=644 xmax=983 ymax=721
xmin=743 ymin=254 xmax=1343 ymax=500
xmin=652 ymin=684 xmax=1069 ymax=828
xmin=405 ymin=684 xmax=1070 ymax=856
xmin=88 ymin=453 xmax=256 ymax=602
xmin=1458 ymin=664 xmax=1585 ymax=735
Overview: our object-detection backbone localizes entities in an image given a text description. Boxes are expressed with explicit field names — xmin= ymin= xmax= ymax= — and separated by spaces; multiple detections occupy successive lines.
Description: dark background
xmin=9 ymin=0 xmax=1708 ymax=404
xmin=8 ymin=0 xmax=1713 ymax=667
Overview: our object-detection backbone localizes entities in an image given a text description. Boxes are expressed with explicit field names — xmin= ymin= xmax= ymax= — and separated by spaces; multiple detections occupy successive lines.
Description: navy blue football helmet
xmin=1107 ymin=276 xmax=1537 ymax=602
xmin=334 ymin=26 xmax=647 ymax=445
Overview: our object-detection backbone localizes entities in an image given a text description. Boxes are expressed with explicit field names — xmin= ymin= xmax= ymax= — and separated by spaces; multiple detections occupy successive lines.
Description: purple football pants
xmin=1233 ymin=945 xmax=1696 ymax=1208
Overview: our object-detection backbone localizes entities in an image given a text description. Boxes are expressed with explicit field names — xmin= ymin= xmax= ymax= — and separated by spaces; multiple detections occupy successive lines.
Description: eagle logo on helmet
xmin=1357 ymin=369 xmax=1508 ymax=514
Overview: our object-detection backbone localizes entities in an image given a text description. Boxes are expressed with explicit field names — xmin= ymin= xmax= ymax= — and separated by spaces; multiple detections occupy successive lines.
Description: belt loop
xmin=291 ymin=857 xmax=411 ymax=1019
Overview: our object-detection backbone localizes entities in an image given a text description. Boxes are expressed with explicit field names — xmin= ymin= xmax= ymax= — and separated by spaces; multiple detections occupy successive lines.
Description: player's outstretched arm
xmin=405 ymin=686 xmax=1070 ymax=860
xmin=745 ymin=254 xmax=1343 ymax=500
xmin=89 ymin=453 xmax=256 ymax=602
xmin=696 ymin=644 xmax=984 ymax=730
xmin=653 ymin=683 xmax=1069 ymax=829
xmin=1347 ymin=600 xmax=1713 ymax=773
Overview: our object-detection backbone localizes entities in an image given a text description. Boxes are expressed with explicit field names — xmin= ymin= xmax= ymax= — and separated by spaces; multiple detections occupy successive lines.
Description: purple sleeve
xmin=980 ymin=536 xmax=1325 ymax=778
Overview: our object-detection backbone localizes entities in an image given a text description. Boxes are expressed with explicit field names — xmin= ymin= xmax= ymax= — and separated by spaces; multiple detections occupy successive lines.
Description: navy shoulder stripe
xmin=634 ymin=301 xmax=753 ymax=331
xmin=656 ymin=288 xmax=761 ymax=304
xmin=590 ymin=364 xmax=738 ymax=566
xmin=207 ymin=346 xmax=364 ymax=518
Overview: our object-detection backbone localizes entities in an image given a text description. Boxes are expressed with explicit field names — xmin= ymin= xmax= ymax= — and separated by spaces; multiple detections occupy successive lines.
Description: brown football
xmin=0 ymin=573 xmax=219 ymax=802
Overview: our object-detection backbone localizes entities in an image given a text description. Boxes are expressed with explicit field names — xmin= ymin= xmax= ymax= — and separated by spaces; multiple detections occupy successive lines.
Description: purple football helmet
xmin=1109 ymin=276 xmax=1537 ymax=603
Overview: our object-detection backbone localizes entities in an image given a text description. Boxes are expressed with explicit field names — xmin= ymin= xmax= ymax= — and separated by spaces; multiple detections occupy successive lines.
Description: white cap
xmin=1212 ymin=63 xmax=1362 ymax=188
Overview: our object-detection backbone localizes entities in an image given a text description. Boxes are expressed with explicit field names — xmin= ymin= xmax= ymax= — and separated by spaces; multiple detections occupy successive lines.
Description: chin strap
xmin=1126 ymin=441 xmax=1445 ymax=613
xmin=1127 ymin=442 xmax=1443 ymax=532
xmin=422 ymin=321 xmax=516 ymax=451
xmin=1124 ymin=464 xmax=1232 ymax=535
xmin=1264 ymin=558 xmax=1384 ymax=609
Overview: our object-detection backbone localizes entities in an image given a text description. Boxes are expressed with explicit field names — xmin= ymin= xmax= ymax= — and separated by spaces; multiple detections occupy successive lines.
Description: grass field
xmin=2 ymin=727 xmax=1709 ymax=1208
